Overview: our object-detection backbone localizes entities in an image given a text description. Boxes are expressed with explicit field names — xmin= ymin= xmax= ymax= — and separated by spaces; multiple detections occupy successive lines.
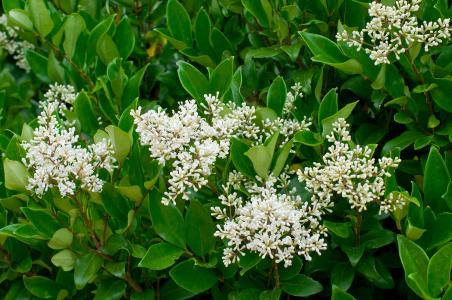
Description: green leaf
xmin=122 ymin=63 xmax=148 ymax=109
xmin=194 ymin=8 xmax=215 ymax=59
xmin=382 ymin=130 xmax=423 ymax=155
xmin=281 ymin=274 xmax=323 ymax=297
xmin=105 ymin=125 xmax=131 ymax=165
xmin=167 ymin=0 xmax=192 ymax=47
xmin=294 ymin=131 xmax=323 ymax=146
xmin=170 ymin=259 xmax=218 ymax=294
xmin=324 ymin=221 xmax=352 ymax=238
xmin=331 ymin=286 xmax=357 ymax=300
xmin=397 ymin=235 xmax=429 ymax=298
xmin=245 ymin=133 xmax=279 ymax=179
xmin=21 ymin=207 xmax=61 ymax=238
xmin=114 ymin=17 xmax=135 ymax=59
xmin=356 ymin=257 xmax=394 ymax=289
xmin=51 ymin=249 xmax=76 ymax=271
xmin=3 ymin=159 xmax=29 ymax=193
xmin=272 ymin=139 xmax=293 ymax=177
xmin=139 ymin=243 xmax=184 ymax=270
xmin=93 ymin=279 xmax=126 ymax=300
xmin=177 ymin=61 xmax=209 ymax=104
xmin=63 ymin=14 xmax=86 ymax=59
xmin=424 ymin=147 xmax=450 ymax=213
xmin=25 ymin=49 xmax=49 ymax=82
xmin=74 ymin=91 xmax=98 ymax=134
xmin=148 ymin=189 xmax=186 ymax=248
xmin=48 ymin=228 xmax=73 ymax=249
xmin=266 ymin=76 xmax=287 ymax=116
xmin=427 ymin=243 xmax=452 ymax=297
xmin=28 ymin=0 xmax=54 ymax=36
xmin=322 ymin=101 xmax=358 ymax=137
xmin=242 ymin=0 xmax=272 ymax=28
xmin=185 ymin=200 xmax=215 ymax=256
xmin=209 ymin=57 xmax=234 ymax=98
xmin=47 ymin=51 xmax=65 ymax=83
xmin=23 ymin=276 xmax=60 ymax=299
xmin=96 ymin=33 xmax=120 ymax=65
xmin=318 ymin=88 xmax=338 ymax=123
xmin=331 ymin=263 xmax=355 ymax=291
xmin=300 ymin=32 xmax=362 ymax=74
xmin=231 ymin=138 xmax=255 ymax=178
xmin=8 ymin=9 xmax=33 ymax=31
xmin=74 ymin=253 xmax=103 ymax=290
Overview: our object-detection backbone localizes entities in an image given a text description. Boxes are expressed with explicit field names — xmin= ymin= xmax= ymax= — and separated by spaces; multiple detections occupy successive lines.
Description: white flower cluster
xmin=44 ymin=83 xmax=78 ymax=115
xmin=212 ymin=173 xmax=327 ymax=267
xmin=22 ymin=100 xmax=115 ymax=197
xmin=336 ymin=0 xmax=451 ymax=64
xmin=131 ymin=93 xmax=258 ymax=205
xmin=261 ymin=83 xmax=311 ymax=144
xmin=379 ymin=192 xmax=406 ymax=215
xmin=0 ymin=15 xmax=34 ymax=71
xmin=297 ymin=118 xmax=401 ymax=213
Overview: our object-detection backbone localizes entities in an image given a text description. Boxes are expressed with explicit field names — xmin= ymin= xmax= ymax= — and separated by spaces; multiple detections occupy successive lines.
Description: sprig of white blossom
xmin=260 ymin=83 xmax=311 ymax=144
xmin=336 ymin=0 xmax=451 ymax=65
xmin=131 ymin=93 xmax=259 ymax=205
xmin=0 ymin=15 xmax=34 ymax=72
xmin=22 ymin=99 xmax=115 ymax=198
xmin=212 ymin=173 xmax=328 ymax=268
xmin=43 ymin=83 xmax=78 ymax=115
xmin=297 ymin=118 xmax=401 ymax=213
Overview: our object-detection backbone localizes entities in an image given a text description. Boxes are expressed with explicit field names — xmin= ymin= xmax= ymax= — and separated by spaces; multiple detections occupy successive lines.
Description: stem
xmin=354 ymin=212 xmax=362 ymax=246
xmin=125 ymin=255 xmax=143 ymax=293
xmin=35 ymin=33 xmax=95 ymax=89
xmin=71 ymin=194 xmax=102 ymax=249
xmin=273 ymin=260 xmax=280 ymax=288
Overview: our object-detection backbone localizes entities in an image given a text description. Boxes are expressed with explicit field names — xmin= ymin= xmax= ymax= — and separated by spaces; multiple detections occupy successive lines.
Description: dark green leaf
xmin=170 ymin=259 xmax=218 ymax=294
xmin=185 ymin=200 xmax=215 ymax=256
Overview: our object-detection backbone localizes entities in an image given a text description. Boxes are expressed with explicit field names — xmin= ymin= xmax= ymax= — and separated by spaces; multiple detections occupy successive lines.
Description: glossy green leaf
xmin=148 ymin=189 xmax=186 ymax=248
xmin=209 ymin=57 xmax=234 ymax=98
xmin=23 ymin=276 xmax=60 ymax=299
xmin=139 ymin=243 xmax=184 ymax=270
xmin=48 ymin=228 xmax=73 ymax=250
xmin=281 ymin=274 xmax=323 ymax=297
xmin=185 ymin=200 xmax=215 ymax=256
xmin=266 ymin=76 xmax=287 ymax=116
xmin=8 ymin=9 xmax=32 ymax=30
xmin=21 ymin=207 xmax=61 ymax=238
xmin=170 ymin=259 xmax=218 ymax=294
xmin=51 ymin=249 xmax=76 ymax=271
xmin=230 ymin=138 xmax=255 ymax=178
xmin=96 ymin=33 xmax=120 ymax=65
xmin=318 ymin=88 xmax=338 ymax=123
xmin=424 ymin=147 xmax=450 ymax=213
xmin=397 ymin=235 xmax=429 ymax=298
xmin=167 ymin=0 xmax=192 ymax=47
xmin=29 ymin=0 xmax=54 ymax=36
xmin=74 ymin=253 xmax=103 ymax=289
xmin=93 ymin=279 xmax=126 ymax=300
xmin=114 ymin=17 xmax=135 ymax=59
xmin=3 ymin=159 xmax=29 ymax=193
xmin=177 ymin=61 xmax=209 ymax=104
xmin=245 ymin=133 xmax=279 ymax=179
xmin=322 ymin=101 xmax=358 ymax=137
xmin=242 ymin=0 xmax=272 ymax=28
xmin=63 ymin=14 xmax=86 ymax=59
xmin=427 ymin=243 xmax=452 ymax=297
xmin=294 ymin=130 xmax=323 ymax=146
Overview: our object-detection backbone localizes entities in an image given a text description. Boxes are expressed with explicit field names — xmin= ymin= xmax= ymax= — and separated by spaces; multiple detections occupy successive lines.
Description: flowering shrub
xmin=0 ymin=0 xmax=451 ymax=299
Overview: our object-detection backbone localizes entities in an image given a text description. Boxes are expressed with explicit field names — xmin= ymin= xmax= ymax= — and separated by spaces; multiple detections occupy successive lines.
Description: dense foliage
xmin=0 ymin=0 xmax=451 ymax=299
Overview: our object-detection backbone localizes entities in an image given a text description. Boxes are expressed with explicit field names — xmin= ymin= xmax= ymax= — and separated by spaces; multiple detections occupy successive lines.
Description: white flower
xmin=212 ymin=174 xmax=328 ymax=268
xmin=44 ymin=83 xmax=78 ymax=115
xmin=131 ymin=93 xmax=259 ymax=205
xmin=337 ymin=0 xmax=451 ymax=65
xmin=22 ymin=102 xmax=115 ymax=197
xmin=0 ymin=15 xmax=35 ymax=72
xmin=297 ymin=118 xmax=401 ymax=212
